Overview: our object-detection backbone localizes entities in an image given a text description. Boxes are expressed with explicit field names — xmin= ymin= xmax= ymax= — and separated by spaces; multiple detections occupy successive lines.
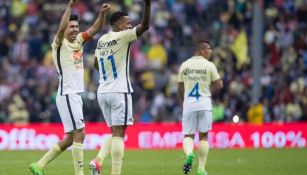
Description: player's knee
xmin=72 ymin=128 xmax=85 ymax=142
xmin=58 ymin=134 xmax=73 ymax=150
xmin=199 ymin=133 xmax=208 ymax=140
xmin=184 ymin=134 xmax=195 ymax=139
xmin=112 ymin=126 xmax=127 ymax=138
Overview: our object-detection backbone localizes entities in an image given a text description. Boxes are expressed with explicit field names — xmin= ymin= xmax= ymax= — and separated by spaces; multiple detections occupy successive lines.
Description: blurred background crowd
xmin=0 ymin=0 xmax=307 ymax=125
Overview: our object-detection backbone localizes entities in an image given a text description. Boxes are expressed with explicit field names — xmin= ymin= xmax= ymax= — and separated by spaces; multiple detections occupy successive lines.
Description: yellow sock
xmin=72 ymin=142 xmax=84 ymax=175
xmin=111 ymin=137 xmax=124 ymax=175
xmin=37 ymin=144 xmax=62 ymax=169
xmin=183 ymin=137 xmax=194 ymax=156
xmin=198 ymin=140 xmax=209 ymax=171
xmin=97 ymin=136 xmax=112 ymax=165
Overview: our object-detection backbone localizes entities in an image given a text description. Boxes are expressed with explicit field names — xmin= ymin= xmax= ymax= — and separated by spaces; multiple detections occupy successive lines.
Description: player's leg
xmin=67 ymin=94 xmax=86 ymax=175
xmin=29 ymin=94 xmax=75 ymax=175
xmin=72 ymin=129 xmax=85 ymax=175
xmin=96 ymin=93 xmax=112 ymax=165
xmin=197 ymin=110 xmax=212 ymax=175
xmin=90 ymin=135 xmax=112 ymax=175
xmin=35 ymin=134 xmax=73 ymax=168
xmin=89 ymin=93 xmax=112 ymax=175
xmin=96 ymin=135 xmax=112 ymax=164
xmin=197 ymin=132 xmax=209 ymax=175
xmin=29 ymin=136 xmax=69 ymax=175
xmin=182 ymin=111 xmax=197 ymax=174
xmin=110 ymin=93 xmax=133 ymax=175
xmin=111 ymin=125 xmax=127 ymax=175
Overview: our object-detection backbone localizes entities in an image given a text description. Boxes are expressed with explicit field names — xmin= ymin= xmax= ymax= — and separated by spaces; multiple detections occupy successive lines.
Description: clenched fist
xmin=100 ymin=3 xmax=111 ymax=13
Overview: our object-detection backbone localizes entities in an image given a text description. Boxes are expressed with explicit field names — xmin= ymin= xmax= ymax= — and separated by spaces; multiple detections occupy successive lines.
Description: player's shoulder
xmin=96 ymin=33 xmax=112 ymax=45
xmin=206 ymin=59 xmax=217 ymax=67
xmin=117 ymin=28 xmax=136 ymax=36
xmin=198 ymin=58 xmax=214 ymax=66
xmin=179 ymin=59 xmax=193 ymax=71
xmin=182 ymin=57 xmax=197 ymax=65
xmin=98 ymin=32 xmax=111 ymax=40
xmin=179 ymin=59 xmax=189 ymax=67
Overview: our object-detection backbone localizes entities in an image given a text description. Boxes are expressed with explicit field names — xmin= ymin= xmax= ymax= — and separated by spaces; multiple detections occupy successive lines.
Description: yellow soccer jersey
xmin=95 ymin=27 xmax=137 ymax=93
xmin=177 ymin=56 xmax=220 ymax=112
xmin=52 ymin=32 xmax=91 ymax=95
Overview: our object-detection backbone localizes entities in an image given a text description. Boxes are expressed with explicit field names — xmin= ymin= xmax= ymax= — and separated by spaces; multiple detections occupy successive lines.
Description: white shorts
xmin=97 ymin=93 xmax=133 ymax=127
xmin=182 ymin=110 xmax=212 ymax=135
xmin=56 ymin=94 xmax=85 ymax=133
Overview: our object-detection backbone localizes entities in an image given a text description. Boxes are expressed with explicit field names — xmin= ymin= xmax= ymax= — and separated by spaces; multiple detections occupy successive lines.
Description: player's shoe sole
xmin=89 ymin=159 xmax=101 ymax=175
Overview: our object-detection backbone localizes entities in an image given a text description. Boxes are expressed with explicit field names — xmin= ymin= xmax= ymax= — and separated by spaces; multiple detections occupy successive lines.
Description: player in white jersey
xmin=177 ymin=40 xmax=223 ymax=175
xmin=29 ymin=1 xmax=110 ymax=175
xmin=89 ymin=1 xmax=151 ymax=175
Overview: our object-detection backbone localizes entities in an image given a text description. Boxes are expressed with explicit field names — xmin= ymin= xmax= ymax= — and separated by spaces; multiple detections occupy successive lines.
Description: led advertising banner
xmin=0 ymin=123 xmax=306 ymax=150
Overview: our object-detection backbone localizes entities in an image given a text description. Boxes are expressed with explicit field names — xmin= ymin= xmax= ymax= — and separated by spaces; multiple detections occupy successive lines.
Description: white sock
xmin=37 ymin=144 xmax=62 ymax=169
xmin=111 ymin=137 xmax=124 ymax=175
xmin=72 ymin=142 xmax=84 ymax=175
xmin=96 ymin=136 xmax=112 ymax=165
xmin=198 ymin=140 xmax=209 ymax=171
xmin=183 ymin=137 xmax=194 ymax=156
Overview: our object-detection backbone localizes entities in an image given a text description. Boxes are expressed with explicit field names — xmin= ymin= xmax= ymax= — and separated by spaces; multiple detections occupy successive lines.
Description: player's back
xmin=95 ymin=28 xmax=137 ymax=94
xmin=178 ymin=56 xmax=220 ymax=112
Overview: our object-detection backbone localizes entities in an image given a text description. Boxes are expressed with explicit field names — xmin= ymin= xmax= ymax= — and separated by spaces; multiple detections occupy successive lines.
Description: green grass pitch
xmin=0 ymin=149 xmax=306 ymax=175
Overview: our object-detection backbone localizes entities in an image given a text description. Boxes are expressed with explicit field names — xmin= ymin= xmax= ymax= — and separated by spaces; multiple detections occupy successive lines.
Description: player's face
xmin=66 ymin=20 xmax=79 ymax=41
xmin=118 ymin=16 xmax=132 ymax=31
xmin=202 ymin=43 xmax=213 ymax=59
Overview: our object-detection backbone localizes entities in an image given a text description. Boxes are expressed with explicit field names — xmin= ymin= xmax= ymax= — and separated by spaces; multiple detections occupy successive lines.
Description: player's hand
xmin=69 ymin=0 xmax=77 ymax=6
xmin=100 ymin=3 xmax=111 ymax=13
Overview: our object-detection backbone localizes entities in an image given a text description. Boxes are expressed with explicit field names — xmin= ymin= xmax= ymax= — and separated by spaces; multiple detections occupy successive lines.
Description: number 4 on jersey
xmin=189 ymin=82 xmax=201 ymax=100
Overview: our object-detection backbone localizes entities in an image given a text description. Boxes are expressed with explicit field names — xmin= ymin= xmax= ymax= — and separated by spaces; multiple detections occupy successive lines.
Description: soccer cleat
xmin=89 ymin=158 xmax=102 ymax=175
xmin=197 ymin=169 xmax=208 ymax=175
xmin=29 ymin=162 xmax=44 ymax=175
xmin=183 ymin=153 xmax=194 ymax=174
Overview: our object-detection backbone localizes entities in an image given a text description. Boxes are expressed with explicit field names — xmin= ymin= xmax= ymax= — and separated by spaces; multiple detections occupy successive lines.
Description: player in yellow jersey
xmin=29 ymin=1 xmax=110 ymax=175
xmin=177 ymin=40 xmax=223 ymax=175
xmin=88 ymin=1 xmax=151 ymax=175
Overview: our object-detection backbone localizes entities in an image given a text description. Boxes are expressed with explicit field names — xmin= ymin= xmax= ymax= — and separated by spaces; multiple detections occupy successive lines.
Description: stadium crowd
xmin=0 ymin=0 xmax=307 ymax=124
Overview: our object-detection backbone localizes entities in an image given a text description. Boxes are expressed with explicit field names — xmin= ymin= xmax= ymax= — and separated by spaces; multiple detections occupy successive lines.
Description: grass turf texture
xmin=0 ymin=149 xmax=306 ymax=175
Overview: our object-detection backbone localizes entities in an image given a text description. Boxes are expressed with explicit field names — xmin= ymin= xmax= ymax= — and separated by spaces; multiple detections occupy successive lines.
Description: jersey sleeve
xmin=210 ymin=63 xmax=220 ymax=82
xmin=51 ymin=37 xmax=60 ymax=49
xmin=177 ymin=64 xmax=184 ymax=83
xmin=77 ymin=32 xmax=92 ymax=44
xmin=120 ymin=27 xmax=137 ymax=43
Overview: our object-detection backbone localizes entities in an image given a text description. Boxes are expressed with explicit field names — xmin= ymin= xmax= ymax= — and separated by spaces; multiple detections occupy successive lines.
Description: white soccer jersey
xmin=95 ymin=27 xmax=137 ymax=93
xmin=177 ymin=56 xmax=220 ymax=113
xmin=52 ymin=32 xmax=90 ymax=95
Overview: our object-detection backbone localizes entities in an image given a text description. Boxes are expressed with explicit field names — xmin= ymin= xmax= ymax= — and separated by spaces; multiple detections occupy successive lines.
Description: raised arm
xmin=87 ymin=3 xmax=111 ymax=37
xmin=55 ymin=0 xmax=77 ymax=45
xmin=136 ymin=0 xmax=151 ymax=37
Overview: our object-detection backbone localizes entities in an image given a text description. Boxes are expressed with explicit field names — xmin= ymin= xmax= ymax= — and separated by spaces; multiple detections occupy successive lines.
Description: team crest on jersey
xmin=73 ymin=50 xmax=83 ymax=69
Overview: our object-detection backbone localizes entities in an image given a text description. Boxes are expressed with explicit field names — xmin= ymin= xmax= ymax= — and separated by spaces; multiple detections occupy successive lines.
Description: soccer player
xmin=177 ymin=40 xmax=223 ymax=175
xmin=88 ymin=0 xmax=151 ymax=175
xmin=29 ymin=1 xmax=110 ymax=175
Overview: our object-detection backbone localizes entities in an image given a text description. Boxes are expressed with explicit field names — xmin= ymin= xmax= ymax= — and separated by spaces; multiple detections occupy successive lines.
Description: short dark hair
xmin=109 ymin=11 xmax=128 ymax=25
xmin=69 ymin=14 xmax=79 ymax=21
xmin=196 ymin=40 xmax=210 ymax=45
xmin=195 ymin=40 xmax=211 ymax=52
